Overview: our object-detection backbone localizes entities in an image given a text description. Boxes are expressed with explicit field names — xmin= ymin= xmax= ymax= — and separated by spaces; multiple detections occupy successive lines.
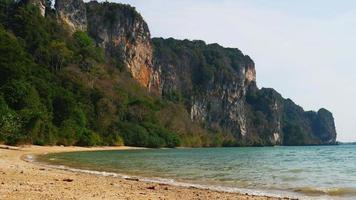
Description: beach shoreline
xmin=0 ymin=145 xmax=294 ymax=200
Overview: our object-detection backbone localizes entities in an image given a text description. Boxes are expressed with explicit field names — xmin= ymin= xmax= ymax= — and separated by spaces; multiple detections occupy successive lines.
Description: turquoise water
xmin=39 ymin=145 xmax=356 ymax=199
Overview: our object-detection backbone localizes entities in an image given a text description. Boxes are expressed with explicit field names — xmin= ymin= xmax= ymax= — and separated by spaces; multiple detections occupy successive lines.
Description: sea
xmin=38 ymin=145 xmax=356 ymax=200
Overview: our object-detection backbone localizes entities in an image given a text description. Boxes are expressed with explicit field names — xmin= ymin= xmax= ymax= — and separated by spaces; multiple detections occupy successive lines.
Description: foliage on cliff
xmin=153 ymin=38 xmax=336 ymax=146
xmin=0 ymin=1 xmax=183 ymax=147
xmin=246 ymin=88 xmax=336 ymax=146
xmin=153 ymin=38 xmax=253 ymax=93
xmin=0 ymin=0 xmax=336 ymax=147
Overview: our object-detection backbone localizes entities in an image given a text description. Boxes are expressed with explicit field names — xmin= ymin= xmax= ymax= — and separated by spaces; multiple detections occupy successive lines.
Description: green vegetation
xmin=152 ymin=38 xmax=265 ymax=146
xmin=0 ymin=1 xmax=181 ymax=147
xmin=153 ymin=38 xmax=251 ymax=91
xmin=246 ymin=88 xmax=326 ymax=146
xmin=0 ymin=1 xmax=336 ymax=147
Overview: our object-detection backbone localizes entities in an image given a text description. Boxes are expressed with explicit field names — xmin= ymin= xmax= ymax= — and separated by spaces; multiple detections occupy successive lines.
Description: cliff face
xmin=153 ymin=39 xmax=257 ymax=142
xmin=85 ymin=2 xmax=159 ymax=91
xmin=153 ymin=38 xmax=337 ymax=146
xmin=54 ymin=0 xmax=159 ymax=91
xmin=55 ymin=0 xmax=87 ymax=32
xmin=52 ymin=0 xmax=336 ymax=146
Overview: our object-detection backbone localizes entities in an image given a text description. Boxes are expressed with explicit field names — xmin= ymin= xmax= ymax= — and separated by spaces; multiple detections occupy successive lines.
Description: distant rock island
xmin=0 ymin=0 xmax=336 ymax=147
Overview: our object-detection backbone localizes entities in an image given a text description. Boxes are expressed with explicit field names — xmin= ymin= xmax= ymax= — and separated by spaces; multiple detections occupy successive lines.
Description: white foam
xmin=32 ymin=157 xmax=342 ymax=200
xmin=34 ymin=161 xmax=300 ymax=199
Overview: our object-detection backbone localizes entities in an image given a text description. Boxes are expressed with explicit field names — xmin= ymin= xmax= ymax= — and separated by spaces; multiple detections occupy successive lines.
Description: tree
xmin=10 ymin=4 xmax=50 ymax=61
xmin=0 ymin=0 xmax=12 ymax=26
xmin=48 ymin=40 xmax=72 ymax=71
xmin=76 ymin=129 xmax=102 ymax=146
xmin=0 ymin=3 xmax=187 ymax=148
xmin=52 ymin=93 xmax=76 ymax=126
xmin=0 ymin=26 xmax=30 ymax=86
xmin=72 ymin=31 xmax=103 ymax=70
xmin=0 ymin=96 xmax=22 ymax=144
xmin=0 ymin=80 xmax=41 ymax=111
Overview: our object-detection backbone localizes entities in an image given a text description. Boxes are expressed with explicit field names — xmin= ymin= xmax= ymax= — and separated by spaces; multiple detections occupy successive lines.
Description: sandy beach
xmin=0 ymin=145 xmax=294 ymax=200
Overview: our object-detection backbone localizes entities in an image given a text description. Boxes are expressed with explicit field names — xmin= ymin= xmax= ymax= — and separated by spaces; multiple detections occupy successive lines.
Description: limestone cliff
xmin=85 ymin=1 xmax=159 ymax=91
xmin=152 ymin=38 xmax=261 ymax=144
xmin=54 ymin=0 xmax=159 ymax=91
xmin=55 ymin=0 xmax=87 ymax=32
xmin=51 ymin=0 xmax=336 ymax=146
xmin=153 ymin=38 xmax=337 ymax=146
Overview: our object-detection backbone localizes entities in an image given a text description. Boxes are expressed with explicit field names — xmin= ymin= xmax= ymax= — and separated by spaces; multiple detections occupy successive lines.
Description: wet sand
xmin=0 ymin=145 xmax=294 ymax=200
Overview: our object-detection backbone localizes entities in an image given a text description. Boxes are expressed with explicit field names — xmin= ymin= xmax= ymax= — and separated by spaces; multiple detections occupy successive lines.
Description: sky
xmin=92 ymin=0 xmax=356 ymax=142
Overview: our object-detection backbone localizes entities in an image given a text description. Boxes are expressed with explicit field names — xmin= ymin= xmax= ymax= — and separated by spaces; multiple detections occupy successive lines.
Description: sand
xmin=0 ymin=145 xmax=295 ymax=200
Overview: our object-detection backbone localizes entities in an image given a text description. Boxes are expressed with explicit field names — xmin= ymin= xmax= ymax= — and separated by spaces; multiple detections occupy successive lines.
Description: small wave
xmin=35 ymin=155 xmax=356 ymax=200
xmin=35 ymin=160 xmax=298 ymax=199
xmin=294 ymin=187 xmax=356 ymax=197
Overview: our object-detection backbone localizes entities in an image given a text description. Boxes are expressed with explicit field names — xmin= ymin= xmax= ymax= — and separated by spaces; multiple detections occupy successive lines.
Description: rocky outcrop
xmin=153 ymin=39 xmax=258 ymax=143
xmin=153 ymin=38 xmax=337 ymax=146
xmin=51 ymin=0 xmax=337 ymax=146
xmin=246 ymin=88 xmax=285 ymax=145
xmin=24 ymin=0 xmax=46 ymax=16
xmin=55 ymin=0 xmax=87 ymax=32
xmin=85 ymin=1 xmax=159 ymax=91
xmin=314 ymin=109 xmax=337 ymax=144
xmin=53 ymin=0 xmax=159 ymax=91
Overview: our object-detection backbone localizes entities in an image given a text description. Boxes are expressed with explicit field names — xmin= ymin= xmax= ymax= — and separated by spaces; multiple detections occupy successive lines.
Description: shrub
xmin=0 ymin=96 xmax=22 ymax=145
xmin=0 ymin=80 xmax=41 ymax=110
xmin=118 ymin=122 xmax=149 ymax=147
xmin=57 ymin=119 xmax=80 ymax=146
xmin=72 ymin=31 xmax=103 ymax=70
xmin=76 ymin=129 xmax=102 ymax=146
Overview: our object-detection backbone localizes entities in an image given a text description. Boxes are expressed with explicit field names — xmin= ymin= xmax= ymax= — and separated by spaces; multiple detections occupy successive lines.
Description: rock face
xmin=55 ymin=0 xmax=87 ymax=32
xmin=153 ymin=38 xmax=337 ymax=145
xmin=85 ymin=1 xmax=159 ymax=91
xmin=313 ymin=109 xmax=337 ymax=144
xmin=54 ymin=0 xmax=159 ymax=91
xmin=153 ymin=38 xmax=259 ymax=144
xmin=26 ymin=0 xmax=46 ymax=17
xmin=52 ymin=0 xmax=336 ymax=146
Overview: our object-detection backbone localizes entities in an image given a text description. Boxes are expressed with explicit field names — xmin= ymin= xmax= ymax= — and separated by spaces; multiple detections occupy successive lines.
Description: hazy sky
xmin=93 ymin=0 xmax=356 ymax=141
